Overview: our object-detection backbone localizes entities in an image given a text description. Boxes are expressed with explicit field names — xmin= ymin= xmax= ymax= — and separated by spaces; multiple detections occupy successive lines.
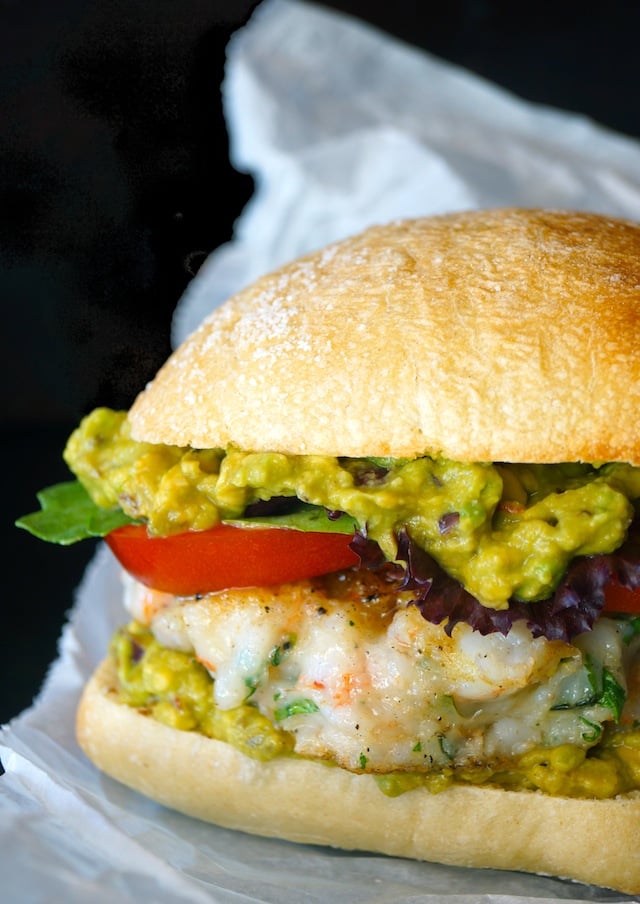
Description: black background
xmin=4 ymin=0 xmax=640 ymax=724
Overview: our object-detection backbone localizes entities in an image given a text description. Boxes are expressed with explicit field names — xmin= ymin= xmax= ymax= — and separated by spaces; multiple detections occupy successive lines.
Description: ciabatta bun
xmin=77 ymin=657 xmax=640 ymax=895
xmin=129 ymin=208 xmax=640 ymax=464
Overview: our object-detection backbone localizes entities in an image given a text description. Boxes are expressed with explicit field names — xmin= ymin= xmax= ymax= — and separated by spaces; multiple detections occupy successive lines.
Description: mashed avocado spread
xmin=113 ymin=622 xmax=640 ymax=799
xmin=65 ymin=408 xmax=640 ymax=609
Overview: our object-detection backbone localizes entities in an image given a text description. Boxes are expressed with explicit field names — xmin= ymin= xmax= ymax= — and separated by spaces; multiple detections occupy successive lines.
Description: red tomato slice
xmin=105 ymin=523 xmax=360 ymax=596
xmin=603 ymin=580 xmax=640 ymax=615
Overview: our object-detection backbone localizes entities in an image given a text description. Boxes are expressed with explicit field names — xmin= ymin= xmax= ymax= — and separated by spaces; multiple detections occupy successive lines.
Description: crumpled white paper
xmin=172 ymin=0 xmax=640 ymax=344
xmin=3 ymin=1 xmax=640 ymax=901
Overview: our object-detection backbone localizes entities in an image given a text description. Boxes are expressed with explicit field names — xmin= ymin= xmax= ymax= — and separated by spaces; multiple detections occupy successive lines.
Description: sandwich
xmin=17 ymin=208 xmax=640 ymax=894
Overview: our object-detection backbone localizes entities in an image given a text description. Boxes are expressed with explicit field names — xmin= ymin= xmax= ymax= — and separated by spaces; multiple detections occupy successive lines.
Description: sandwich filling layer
xmin=114 ymin=568 xmax=640 ymax=798
xmin=64 ymin=408 xmax=639 ymax=612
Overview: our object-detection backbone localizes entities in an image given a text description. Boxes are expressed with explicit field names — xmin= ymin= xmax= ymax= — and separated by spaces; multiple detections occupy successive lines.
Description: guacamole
xmin=113 ymin=622 xmax=640 ymax=800
xmin=112 ymin=622 xmax=294 ymax=761
xmin=64 ymin=408 xmax=640 ymax=610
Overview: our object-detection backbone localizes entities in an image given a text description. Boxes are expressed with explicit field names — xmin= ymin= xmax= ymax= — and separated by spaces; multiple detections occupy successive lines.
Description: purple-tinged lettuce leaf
xmin=350 ymin=522 xmax=640 ymax=642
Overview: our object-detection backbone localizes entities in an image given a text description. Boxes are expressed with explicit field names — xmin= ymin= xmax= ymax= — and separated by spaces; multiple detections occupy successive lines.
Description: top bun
xmin=129 ymin=208 xmax=640 ymax=464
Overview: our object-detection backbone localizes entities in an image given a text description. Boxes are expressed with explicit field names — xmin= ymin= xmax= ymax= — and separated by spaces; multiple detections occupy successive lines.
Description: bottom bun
xmin=77 ymin=657 xmax=640 ymax=895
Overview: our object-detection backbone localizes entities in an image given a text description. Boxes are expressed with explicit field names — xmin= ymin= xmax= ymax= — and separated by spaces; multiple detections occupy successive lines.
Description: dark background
xmin=4 ymin=0 xmax=640 ymax=724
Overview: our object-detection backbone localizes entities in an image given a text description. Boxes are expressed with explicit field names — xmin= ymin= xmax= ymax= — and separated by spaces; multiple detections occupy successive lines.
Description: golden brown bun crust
xmin=78 ymin=657 xmax=640 ymax=894
xmin=129 ymin=208 xmax=640 ymax=463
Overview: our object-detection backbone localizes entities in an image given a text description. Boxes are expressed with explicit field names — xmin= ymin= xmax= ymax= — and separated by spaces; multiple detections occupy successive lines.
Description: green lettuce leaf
xmin=227 ymin=504 xmax=356 ymax=534
xmin=15 ymin=481 xmax=136 ymax=545
xmin=16 ymin=484 xmax=356 ymax=546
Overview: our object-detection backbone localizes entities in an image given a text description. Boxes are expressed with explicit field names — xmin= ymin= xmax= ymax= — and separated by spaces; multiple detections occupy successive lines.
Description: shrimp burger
xmin=18 ymin=209 xmax=640 ymax=893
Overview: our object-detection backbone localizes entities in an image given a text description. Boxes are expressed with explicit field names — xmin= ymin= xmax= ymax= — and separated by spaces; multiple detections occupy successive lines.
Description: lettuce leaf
xmin=16 ymin=483 xmax=357 ymax=546
xmin=351 ymin=522 xmax=640 ymax=642
xmin=15 ymin=481 xmax=136 ymax=545
xmin=229 ymin=504 xmax=356 ymax=534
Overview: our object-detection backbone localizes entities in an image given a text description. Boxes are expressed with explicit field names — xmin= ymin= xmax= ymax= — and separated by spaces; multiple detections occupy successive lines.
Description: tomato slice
xmin=105 ymin=523 xmax=360 ymax=595
xmin=603 ymin=580 xmax=640 ymax=615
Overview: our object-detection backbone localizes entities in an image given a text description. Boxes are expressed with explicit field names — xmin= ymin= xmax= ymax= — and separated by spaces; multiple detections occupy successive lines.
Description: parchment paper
xmin=172 ymin=0 xmax=640 ymax=344
xmin=4 ymin=2 xmax=640 ymax=901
